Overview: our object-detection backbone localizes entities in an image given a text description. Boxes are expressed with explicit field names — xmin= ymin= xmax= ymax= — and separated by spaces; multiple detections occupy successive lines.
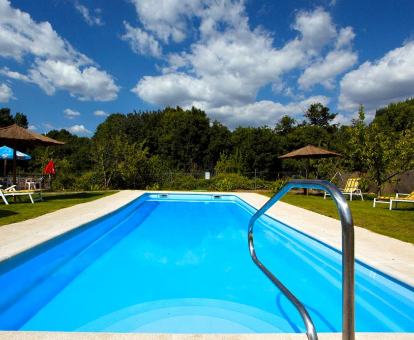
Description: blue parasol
xmin=0 ymin=145 xmax=31 ymax=178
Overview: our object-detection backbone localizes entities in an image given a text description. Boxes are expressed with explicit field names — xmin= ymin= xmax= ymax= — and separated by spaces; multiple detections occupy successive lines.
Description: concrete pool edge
xmin=0 ymin=332 xmax=413 ymax=340
xmin=0 ymin=190 xmax=413 ymax=340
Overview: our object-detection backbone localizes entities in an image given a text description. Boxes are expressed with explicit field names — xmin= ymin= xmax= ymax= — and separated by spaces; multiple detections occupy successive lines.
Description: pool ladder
xmin=248 ymin=179 xmax=355 ymax=340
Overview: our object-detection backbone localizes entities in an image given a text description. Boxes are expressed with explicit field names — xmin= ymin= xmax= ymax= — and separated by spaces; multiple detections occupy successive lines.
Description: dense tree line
xmin=2 ymin=98 xmax=414 ymax=193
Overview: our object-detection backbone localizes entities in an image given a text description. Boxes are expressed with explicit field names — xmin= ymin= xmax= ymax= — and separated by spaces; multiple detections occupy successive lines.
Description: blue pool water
xmin=0 ymin=193 xmax=413 ymax=333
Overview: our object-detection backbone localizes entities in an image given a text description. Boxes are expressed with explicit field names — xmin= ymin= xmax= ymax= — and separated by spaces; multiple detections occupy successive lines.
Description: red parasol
xmin=43 ymin=159 xmax=55 ymax=174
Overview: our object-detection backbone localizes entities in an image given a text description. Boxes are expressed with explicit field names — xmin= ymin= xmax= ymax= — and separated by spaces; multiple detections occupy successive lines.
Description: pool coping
xmin=0 ymin=190 xmax=413 ymax=340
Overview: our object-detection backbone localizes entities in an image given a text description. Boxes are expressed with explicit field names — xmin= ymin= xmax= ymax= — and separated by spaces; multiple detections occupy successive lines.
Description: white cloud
xmin=67 ymin=124 xmax=92 ymax=134
xmin=298 ymin=26 xmax=357 ymax=90
xmin=339 ymin=41 xmax=414 ymax=111
xmin=128 ymin=0 xmax=203 ymax=43
xmin=283 ymin=86 xmax=305 ymax=100
xmin=28 ymin=125 xmax=37 ymax=130
xmin=122 ymin=22 xmax=162 ymax=58
xmin=0 ymin=0 xmax=119 ymax=101
xmin=131 ymin=5 xmax=346 ymax=126
xmin=208 ymin=95 xmax=331 ymax=128
xmin=0 ymin=0 xmax=90 ymax=63
xmin=292 ymin=8 xmax=336 ymax=55
xmin=42 ymin=123 xmax=54 ymax=130
xmin=74 ymin=3 xmax=103 ymax=26
xmin=1 ymin=67 xmax=30 ymax=82
xmin=64 ymin=109 xmax=81 ymax=119
xmin=299 ymin=49 xmax=358 ymax=90
xmin=93 ymin=110 xmax=109 ymax=116
xmin=0 ymin=83 xmax=14 ymax=102
xmin=64 ymin=109 xmax=81 ymax=116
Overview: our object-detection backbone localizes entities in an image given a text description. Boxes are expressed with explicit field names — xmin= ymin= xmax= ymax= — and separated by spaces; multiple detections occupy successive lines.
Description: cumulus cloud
xmin=292 ymin=8 xmax=337 ymax=55
xmin=130 ymin=4 xmax=348 ymax=126
xmin=128 ymin=0 xmax=202 ymax=43
xmin=0 ymin=0 xmax=119 ymax=101
xmin=339 ymin=41 xmax=414 ymax=111
xmin=298 ymin=27 xmax=357 ymax=90
xmin=0 ymin=83 xmax=14 ymax=102
xmin=74 ymin=3 xmax=103 ymax=26
xmin=122 ymin=22 xmax=162 ymax=57
xmin=299 ymin=49 xmax=358 ymax=90
xmin=28 ymin=125 xmax=37 ymax=130
xmin=93 ymin=110 xmax=109 ymax=116
xmin=67 ymin=124 xmax=92 ymax=134
xmin=208 ymin=95 xmax=331 ymax=128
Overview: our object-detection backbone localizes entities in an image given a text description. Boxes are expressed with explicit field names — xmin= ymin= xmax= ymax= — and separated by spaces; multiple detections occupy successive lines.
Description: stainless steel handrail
xmin=248 ymin=179 xmax=355 ymax=340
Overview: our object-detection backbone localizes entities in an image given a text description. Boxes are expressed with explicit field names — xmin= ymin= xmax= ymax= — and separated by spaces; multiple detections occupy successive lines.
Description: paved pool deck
xmin=0 ymin=190 xmax=413 ymax=340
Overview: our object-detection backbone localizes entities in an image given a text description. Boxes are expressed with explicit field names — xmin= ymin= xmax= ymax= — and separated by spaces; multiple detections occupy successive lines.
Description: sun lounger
xmin=373 ymin=191 xmax=414 ymax=210
xmin=0 ymin=185 xmax=43 ymax=205
xmin=324 ymin=178 xmax=364 ymax=201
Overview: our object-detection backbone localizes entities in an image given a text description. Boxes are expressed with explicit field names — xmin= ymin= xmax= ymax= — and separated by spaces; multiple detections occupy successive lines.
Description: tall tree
xmin=0 ymin=108 xmax=14 ymax=127
xmin=14 ymin=112 xmax=29 ymax=128
xmin=304 ymin=103 xmax=337 ymax=129
xmin=0 ymin=108 xmax=29 ymax=128
xmin=158 ymin=106 xmax=210 ymax=171
xmin=348 ymin=105 xmax=414 ymax=194
xmin=374 ymin=98 xmax=414 ymax=133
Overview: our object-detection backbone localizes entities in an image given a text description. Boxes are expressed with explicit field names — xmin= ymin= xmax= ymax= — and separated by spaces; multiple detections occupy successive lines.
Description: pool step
xmin=76 ymin=299 xmax=300 ymax=333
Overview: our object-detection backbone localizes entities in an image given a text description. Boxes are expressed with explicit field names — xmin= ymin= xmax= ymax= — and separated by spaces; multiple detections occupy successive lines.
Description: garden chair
xmin=324 ymin=178 xmax=364 ymax=201
xmin=373 ymin=191 xmax=414 ymax=210
xmin=0 ymin=184 xmax=43 ymax=205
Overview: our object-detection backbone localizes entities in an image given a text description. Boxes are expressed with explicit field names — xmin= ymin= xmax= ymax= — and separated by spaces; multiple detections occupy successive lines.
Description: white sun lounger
xmin=0 ymin=185 xmax=43 ymax=205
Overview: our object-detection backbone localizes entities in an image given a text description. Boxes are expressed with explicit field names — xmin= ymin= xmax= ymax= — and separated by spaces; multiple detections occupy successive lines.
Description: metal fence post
xmin=254 ymin=169 xmax=257 ymax=190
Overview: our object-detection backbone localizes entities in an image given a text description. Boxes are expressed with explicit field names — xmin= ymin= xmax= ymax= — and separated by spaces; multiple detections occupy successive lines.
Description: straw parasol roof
xmin=0 ymin=124 xmax=65 ymax=186
xmin=279 ymin=144 xmax=342 ymax=186
xmin=0 ymin=124 xmax=65 ymax=147
xmin=279 ymin=144 xmax=341 ymax=159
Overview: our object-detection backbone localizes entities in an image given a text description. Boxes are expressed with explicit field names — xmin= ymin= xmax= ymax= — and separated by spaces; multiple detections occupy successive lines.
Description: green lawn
xmin=261 ymin=192 xmax=414 ymax=244
xmin=0 ymin=191 xmax=118 ymax=227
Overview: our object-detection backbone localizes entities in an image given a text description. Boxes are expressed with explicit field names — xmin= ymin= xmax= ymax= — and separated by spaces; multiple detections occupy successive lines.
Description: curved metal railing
xmin=248 ymin=179 xmax=355 ymax=340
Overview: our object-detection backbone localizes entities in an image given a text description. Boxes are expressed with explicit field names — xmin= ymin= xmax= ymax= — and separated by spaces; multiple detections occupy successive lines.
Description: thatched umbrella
xmin=0 ymin=124 xmax=65 ymax=186
xmin=279 ymin=145 xmax=341 ymax=195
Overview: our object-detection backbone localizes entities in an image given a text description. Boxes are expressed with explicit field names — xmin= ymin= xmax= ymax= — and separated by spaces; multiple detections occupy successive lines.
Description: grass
xmin=0 ymin=191 xmax=118 ymax=227
xmin=261 ymin=192 xmax=414 ymax=245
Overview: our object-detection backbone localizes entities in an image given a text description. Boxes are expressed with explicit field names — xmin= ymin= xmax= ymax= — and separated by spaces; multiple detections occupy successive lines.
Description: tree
xmin=118 ymin=140 xmax=151 ymax=189
xmin=230 ymin=126 xmax=283 ymax=173
xmin=214 ymin=149 xmax=245 ymax=174
xmin=204 ymin=120 xmax=231 ymax=170
xmin=158 ymin=106 xmax=210 ymax=171
xmin=348 ymin=105 xmax=414 ymax=194
xmin=0 ymin=108 xmax=14 ymax=127
xmin=374 ymin=98 xmax=414 ymax=133
xmin=275 ymin=115 xmax=296 ymax=136
xmin=92 ymin=134 xmax=124 ymax=188
xmin=0 ymin=108 xmax=29 ymax=128
xmin=304 ymin=103 xmax=337 ymax=129
xmin=14 ymin=112 xmax=29 ymax=128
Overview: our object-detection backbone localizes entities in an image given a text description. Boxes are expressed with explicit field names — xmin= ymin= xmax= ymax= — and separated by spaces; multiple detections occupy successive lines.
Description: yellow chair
xmin=324 ymin=178 xmax=364 ymax=201
xmin=0 ymin=185 xmax=43 ymax=205
xmin=374 ymin=191 xmax=414 ymax=210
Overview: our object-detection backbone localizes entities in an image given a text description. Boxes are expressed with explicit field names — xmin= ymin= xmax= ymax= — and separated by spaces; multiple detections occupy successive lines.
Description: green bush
xmin=272 ymin=178 xmax=290 ymax=193
xmin=161 ymin=175 xmax=209 ymax=191
xmin=75 ymin=171 xmax=104 ymax=191
xmin=144 ymin=173 xmax=274 ymax=192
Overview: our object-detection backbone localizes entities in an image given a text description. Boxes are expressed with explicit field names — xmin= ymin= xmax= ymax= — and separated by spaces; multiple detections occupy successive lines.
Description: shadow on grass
xmin=42 ymin=192 xmax=106 ymax=201
xmin=0 ymin=210 xmax=19 ymax=218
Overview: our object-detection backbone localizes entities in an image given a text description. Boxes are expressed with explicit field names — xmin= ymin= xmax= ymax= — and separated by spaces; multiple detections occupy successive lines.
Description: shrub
xmin=272 ymin=178 xmax=290 ymax=193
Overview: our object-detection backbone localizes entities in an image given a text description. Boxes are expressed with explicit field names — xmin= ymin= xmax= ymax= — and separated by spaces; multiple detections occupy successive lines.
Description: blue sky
xmin=0 ymin=0 xmax=414 ymax=135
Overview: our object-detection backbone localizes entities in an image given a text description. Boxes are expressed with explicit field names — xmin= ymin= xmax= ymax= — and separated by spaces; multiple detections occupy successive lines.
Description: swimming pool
xmin=0 ymin=193 xmax=413 ymax=333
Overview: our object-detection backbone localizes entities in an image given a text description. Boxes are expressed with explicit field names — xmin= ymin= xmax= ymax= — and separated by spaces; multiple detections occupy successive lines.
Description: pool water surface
xmin=0 ymin=194 xmax=413 ymax=333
